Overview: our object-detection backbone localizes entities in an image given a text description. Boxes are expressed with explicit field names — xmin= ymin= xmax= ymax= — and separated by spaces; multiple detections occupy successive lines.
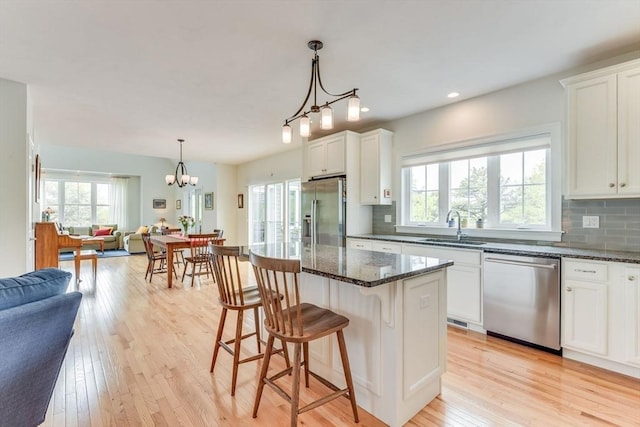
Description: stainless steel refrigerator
xmin=301 ymin=177 xmax=346 ymax=246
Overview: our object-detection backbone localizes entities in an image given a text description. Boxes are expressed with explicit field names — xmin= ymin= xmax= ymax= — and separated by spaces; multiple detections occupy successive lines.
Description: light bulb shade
xmin=166 ymin=174 xmax=176 ymax=185
xmin=190 ymin=176 xmax=199 ymax=185
xmin=181 ymin=174 xmax=190 ymax=184
xmin=320 ymin=105 xmax=333 ymax=130
xmin=300 ymin=115 xmax=311 ymax=137
xmin=282 ymin=123 xmax=292 ymax=143
xmin=347 ymin=94 xmax=360 ymax=121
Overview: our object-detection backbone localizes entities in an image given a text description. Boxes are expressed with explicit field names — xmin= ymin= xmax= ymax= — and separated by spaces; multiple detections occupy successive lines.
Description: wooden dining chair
xmin=209 ymin=245 xmax=289 ymax=396
xmin=141 ymin=233 xmax=176 ymax=281
xmin=249 ymin=251 xmax=359 ymax=426
xmin=162 ymin=227 xmax=185 ymax=267
xmin=181 ymin=234 xmax=217 ymax=287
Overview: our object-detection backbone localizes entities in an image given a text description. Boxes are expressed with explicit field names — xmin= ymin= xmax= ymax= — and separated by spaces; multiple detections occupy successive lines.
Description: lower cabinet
xmin=561 ymin=258 xmax=640 ymax=378
xmin=402 ymin=243 xmax=482 ymax=328
xmin=624 ymin=267 xmax=640 ymax=366
xmin=562 ymin=261 xmax=609 ymax=356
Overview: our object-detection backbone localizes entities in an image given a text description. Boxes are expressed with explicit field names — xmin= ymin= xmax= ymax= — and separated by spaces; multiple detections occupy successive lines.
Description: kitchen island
xmin=247 ymin=242 xmax=453 ymax=427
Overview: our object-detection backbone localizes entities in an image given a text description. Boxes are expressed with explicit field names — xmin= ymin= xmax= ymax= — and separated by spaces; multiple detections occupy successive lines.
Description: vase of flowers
xmin=178 ymin=215 xmax=195 ymax=235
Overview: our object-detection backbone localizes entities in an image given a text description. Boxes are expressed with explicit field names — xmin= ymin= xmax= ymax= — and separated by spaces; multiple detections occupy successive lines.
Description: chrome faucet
xmin=446 ymin=209 xmax=468 ymax=241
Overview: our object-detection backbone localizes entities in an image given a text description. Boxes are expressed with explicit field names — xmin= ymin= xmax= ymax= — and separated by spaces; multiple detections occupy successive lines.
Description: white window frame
xmin=397 ymin=123 xmax=563 ymax=241
xmin=42 ymin=173 xmax=114 ymax=226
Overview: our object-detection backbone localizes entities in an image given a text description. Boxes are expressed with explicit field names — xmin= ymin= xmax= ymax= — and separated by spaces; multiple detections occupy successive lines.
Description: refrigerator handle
xmin=311 ymin=199 xmax=318 ymax=245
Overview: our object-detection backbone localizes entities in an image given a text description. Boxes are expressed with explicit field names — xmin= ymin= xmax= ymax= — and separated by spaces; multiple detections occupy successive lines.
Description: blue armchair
xmin=0 ymin=268 xmax=81 ymax=427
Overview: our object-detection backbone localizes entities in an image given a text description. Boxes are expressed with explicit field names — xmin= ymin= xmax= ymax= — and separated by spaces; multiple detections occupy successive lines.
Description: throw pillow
xmin=93 ymin=227 xmax=112 ymax=237
xmin=136 ymin=226 xmax=149 ymax=234
xmin=0 ymin=268 xmax=72 ymax=310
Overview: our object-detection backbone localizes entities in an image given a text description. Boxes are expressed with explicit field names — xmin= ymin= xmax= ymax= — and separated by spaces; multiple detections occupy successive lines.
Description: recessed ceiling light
xmin=360 ymin=107 xmax=370 ymax=112
xmin=447 ymin=92 xmax=460 ymax=98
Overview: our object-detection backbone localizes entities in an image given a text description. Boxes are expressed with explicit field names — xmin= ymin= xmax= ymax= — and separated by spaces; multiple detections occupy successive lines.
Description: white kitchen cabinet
xmin=347 ymin=238 xmax=401 ymax=254
xmin=306 ymin=134 xmax=346 ymax=178
xmin=562 ymin=259 xmax=609 ymax=355
xmin=561 ymin=58 xmax=640 ymax=198
xmin=624 ymin=267 xmax=640 ymax=366
xmin=360 ymin=129 xmax=393 ymax=205
xmin=562 ymin=258 xmax=640 ymax=379
xmin=402 ymin=243 xmax=482 ymax=327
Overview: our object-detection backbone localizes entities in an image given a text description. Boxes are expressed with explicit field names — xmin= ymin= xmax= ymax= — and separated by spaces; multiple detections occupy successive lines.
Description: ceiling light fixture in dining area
xmin=165 ymin=139 xmax=198 ymax=187
xmin=282 ymin=40 xmax=361 ymax=144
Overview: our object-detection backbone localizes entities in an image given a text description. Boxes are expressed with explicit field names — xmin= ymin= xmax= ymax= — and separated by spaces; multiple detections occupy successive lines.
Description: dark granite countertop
xmin=246 ymin=242 xmax=453 ymax=287
xmin=349 ymin=234 xmax=640 ymax=264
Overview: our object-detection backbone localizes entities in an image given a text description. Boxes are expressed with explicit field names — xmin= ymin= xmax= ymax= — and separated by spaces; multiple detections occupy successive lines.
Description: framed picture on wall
xmin=153 ymin=199 xmax=166 ymax=209
xmin=176 ymin=199 xmax=182 ymax=210
xmin=237 ymin=193 xmax=244 ymax=209
xmin=204 ymin=192 xmax=214 ymax=210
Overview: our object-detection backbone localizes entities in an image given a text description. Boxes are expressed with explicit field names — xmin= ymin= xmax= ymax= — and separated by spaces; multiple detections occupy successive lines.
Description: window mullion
xmin=439 ymin=163 xmax=449 ymax=226
xmin=486 ymin=156 xmax=500 ymax=227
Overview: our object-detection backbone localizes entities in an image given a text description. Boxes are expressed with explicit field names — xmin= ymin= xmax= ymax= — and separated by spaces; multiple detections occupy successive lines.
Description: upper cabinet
xmin=561 ymin=59 xmax=640 ymax=199
xmin=360 ymin=129 xmax=393 ymax=205
xmin=306 ymin=133 xmax=347 ymax=178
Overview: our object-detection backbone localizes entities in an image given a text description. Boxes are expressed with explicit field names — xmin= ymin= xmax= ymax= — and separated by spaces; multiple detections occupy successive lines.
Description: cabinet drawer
xmin=348 ymin=239 xmax=372 ymax=250
xmin=371 ymin=241 xmax=402 ymax=254
xmin=402 ymin=244 xmax=481 ymax=266
xmin=564 ymin=259 xmax=608 ymax=281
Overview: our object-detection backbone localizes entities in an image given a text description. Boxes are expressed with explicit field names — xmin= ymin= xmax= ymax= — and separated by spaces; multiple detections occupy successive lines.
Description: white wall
xmin=0 ymin=78 xmax=31 ymax=276
xmin=235 ymin=147 xmax=302 ymax=244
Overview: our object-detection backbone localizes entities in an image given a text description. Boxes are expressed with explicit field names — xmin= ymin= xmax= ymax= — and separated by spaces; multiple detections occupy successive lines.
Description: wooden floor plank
xmin=38 ymin=254 xmax=640 ymax=426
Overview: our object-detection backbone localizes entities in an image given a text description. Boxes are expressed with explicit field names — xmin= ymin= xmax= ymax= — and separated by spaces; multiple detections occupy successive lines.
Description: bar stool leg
xmin=231 ymin=310 xmax=244 ymax=396
xmin=253 ymin=307 xmax=262 ymax=353
xmin=253 ymin=335 xmax=274 ymax=418
xmin=210 ymin=308 xmax=228 ymax=372
xmin=337 ymin=330 xmax=359 ymax=423
xmin=303 ymin=342 xmax=310 ymax=387
xmin=290 ymin=343 xmax=302 ymax=427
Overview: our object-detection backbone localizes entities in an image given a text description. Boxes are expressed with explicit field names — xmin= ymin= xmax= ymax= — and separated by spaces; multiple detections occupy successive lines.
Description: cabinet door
xmin=563 ymin=279 xmax=608 ymax=355
xmin=447 ymin=265 xmax=482 ymax=324
xmin=324 ymin=135 xmax=346 ymax=176
xmin=625 ymin=268 xmax=640 ymax=366
xmin=617 ymin=67 xmax=640 ymax=196
xmin=307 ymin=141 xmax=327 ymax=177
xmin=360 ymin=134 xmax=380 ymax=204
xmin=566 ymin=74 xmax=618 ymax=198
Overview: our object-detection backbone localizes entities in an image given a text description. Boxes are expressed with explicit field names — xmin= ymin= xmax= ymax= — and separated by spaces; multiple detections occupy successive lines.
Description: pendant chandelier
xmin=165 ymin=139 xmax=198 ymax=187
xmin=282 ymin=40 xmax=360 ymax=143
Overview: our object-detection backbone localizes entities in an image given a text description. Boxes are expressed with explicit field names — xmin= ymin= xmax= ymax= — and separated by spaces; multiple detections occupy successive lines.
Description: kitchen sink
xmin=419 ymin=238 xmax=486 ymax=246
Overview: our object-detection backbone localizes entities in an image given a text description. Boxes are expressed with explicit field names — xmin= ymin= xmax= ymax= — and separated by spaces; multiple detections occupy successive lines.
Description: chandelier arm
xmin=315 ymin=58 xmax=358 ymax=98
xmin=286 ymin=57 xmax=317 ymax=121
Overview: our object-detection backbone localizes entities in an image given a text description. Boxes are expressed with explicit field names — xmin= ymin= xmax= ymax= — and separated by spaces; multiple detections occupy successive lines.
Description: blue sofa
xmin=0 ymin=268 xmax=81 ymax=427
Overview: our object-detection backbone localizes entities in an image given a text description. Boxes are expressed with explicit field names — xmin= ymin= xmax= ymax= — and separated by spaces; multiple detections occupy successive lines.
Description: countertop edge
xmin=302 ymin=260 xmax=454 ymax=287
xmin=348 ymin=235 xmax=640 ymax=264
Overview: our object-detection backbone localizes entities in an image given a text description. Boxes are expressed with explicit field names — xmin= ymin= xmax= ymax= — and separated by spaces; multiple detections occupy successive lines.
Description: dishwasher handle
xmin=484 ymin=257 xmax=557 ymax=270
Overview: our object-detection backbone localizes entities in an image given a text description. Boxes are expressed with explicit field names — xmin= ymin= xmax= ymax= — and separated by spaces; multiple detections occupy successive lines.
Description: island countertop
xmin=246 ymin=242 xmax=453 ymax=287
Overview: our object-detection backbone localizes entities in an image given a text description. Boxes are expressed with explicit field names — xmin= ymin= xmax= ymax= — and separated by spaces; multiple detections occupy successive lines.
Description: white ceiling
xmin=1 ymin=1 xmax=639 ymax=165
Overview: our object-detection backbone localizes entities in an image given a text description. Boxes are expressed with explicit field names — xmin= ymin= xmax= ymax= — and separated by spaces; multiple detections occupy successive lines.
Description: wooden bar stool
xmin=209 ymin=245 xmax=289 ymax=396
xmin=249 ymin=251 xmax=359 ymax=426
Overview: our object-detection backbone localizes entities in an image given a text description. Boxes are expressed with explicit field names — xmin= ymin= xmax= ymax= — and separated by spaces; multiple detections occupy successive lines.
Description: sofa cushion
xmin=0 ymin=268 xmax=72 ymax=311
xmin=135 ymin=225 xmax=149 ymax=234
xmin=92 ymin=224 xmax=118 ymax=234
xmin=93 ymin=227 xmax=112 ymax=236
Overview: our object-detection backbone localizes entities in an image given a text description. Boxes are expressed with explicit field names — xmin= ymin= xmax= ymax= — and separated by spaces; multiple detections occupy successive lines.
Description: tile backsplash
xmin=560 ymin=198 xmax=640 ymax=252
xmin=371 ymin=199 xmax=640 ymax=252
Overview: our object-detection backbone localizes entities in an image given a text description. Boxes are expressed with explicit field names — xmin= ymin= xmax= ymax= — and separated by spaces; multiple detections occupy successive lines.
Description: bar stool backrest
xmin=250 ymin=251 xmax=303 ymax=338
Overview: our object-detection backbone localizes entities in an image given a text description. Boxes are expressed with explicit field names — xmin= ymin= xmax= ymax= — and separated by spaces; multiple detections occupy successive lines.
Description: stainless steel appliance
xmin=301 ymin=177 xmax=346 ymax=246
xmin=483 ymin=253 xmax=561 ymax=352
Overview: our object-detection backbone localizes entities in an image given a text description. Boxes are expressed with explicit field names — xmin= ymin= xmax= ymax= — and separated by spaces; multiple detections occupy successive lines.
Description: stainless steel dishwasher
xmin=483 ymin=253 xmax=561 ymax=352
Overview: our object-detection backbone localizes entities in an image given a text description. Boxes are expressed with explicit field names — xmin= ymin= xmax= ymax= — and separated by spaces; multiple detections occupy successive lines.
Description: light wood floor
xmin=43 ymin=254 xmax=640 ymax=427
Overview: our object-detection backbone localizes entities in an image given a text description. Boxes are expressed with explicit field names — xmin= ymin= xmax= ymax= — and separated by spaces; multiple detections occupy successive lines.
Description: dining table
xmin=149 ymin=234 xmax=225 ymax=288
